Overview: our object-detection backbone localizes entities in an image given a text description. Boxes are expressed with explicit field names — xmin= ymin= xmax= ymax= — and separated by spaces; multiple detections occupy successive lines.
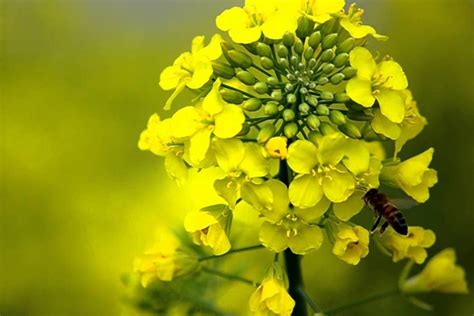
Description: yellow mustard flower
xmin=286 ymin=133 xmax=370 ymax=208
xmin=170 ymin=79 xmax=245 ymax=166
xmin=249 ymin=265 xmax=295 ymax=315
xmin=339 ymin=4 xmax=387 ymax=40
xmin=346 ymin=47 xmax=408 ymax=125
xmin=265 ymin=136 xmax=288 ymax=160
xmin=402 ymin=248 xmax=469 ymax=294
xmin=133 ymin=231 xmax=199 ymax=286
xmin=381 ymin=148 xmax=438 ymax=203
xmin=138 ymin=113 xmax=188 ymax=185
xmin=394 ymin=90 xmax=428 ymax=155
xmin=298 ymin=0 xmax=345 ymax=24
xmin=241 ymin=179 xmax=324 ymax=254
xmin=159 ymin=34 xmax=222 ymax=110
xmin=213 ymin=138 xmax=270 ymax=208
xmin=332 ymin=224 xmax=370 ymax=265
xmin=216 ymin=0 xmax=298 ymax=44
xmin=184 ymin=204 xmax=232 ymax=256
xmin=381 ymin=226 xmax=436 ymax=264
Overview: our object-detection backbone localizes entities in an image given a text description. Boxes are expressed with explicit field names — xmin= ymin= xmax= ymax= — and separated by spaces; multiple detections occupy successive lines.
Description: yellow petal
xmin=189 ymin=127 xmax=212 ymax=165
xmin=164 ymin=153 xmax=188 ymax=186
xmin=259 ymin=221 xmax=288 ymax=252
xmin=202 ymin=78 xmax=225 ymax=115
xmin=199 ymin=34 xmax=223 ymax=60
xmin=186 ymin=56 xmax=213 ymax=89
xmin=322 ymin=170 xmax=355 ymax=203
xmin=378 ymin=60 xmax=408 ymax=90
xmin=371 ymin=109 xmax=402 ymax=140
xmin=206 ymin=224 xmax=231 ymax=255
xmin=288 ymin=223 xmax=323 ymax=254
xmin=287 ymin=140 xmax=319 ymax=174
xmin=261 ymin=11 xmax=298 ymax=40
xmin=341 ymin=139 xmax=370 ymax=175
xmin=213 ymin=104 xmax=245 ymax=138
xmin=159 ymin=65 xmax=188 ymax=91
xmin=349 ymin=47 xmax=376 ymax=81
xmin=294 ymin=196 xmax=331 ymax=222
xmin=289 ymin=174 xmax=323 ymax=208
xmin=216 ymin=7 xmax=250 ymax=31
xmin=312 ymin=0 xmax=345 ymax=19
xmin=240 ymin=143 xmax=270 ymax=178
xmin=398 ymin=148 xmax=434 ymax=186
xmin=333 ymin=191 xmax=365 ymax=221
xmin=213 ymin=138 xmax=245 ymax=174
xmin=340 ymin=18 xmax=376 ymax=39
xmin=171 ymin=106 xmax=202 ymax=138
xmin=229 ymin=26 xmax=262 ymax=44
xmin=184 ymin=211 xmax=217 ymax=232
xmin=375 ymin=88 xmax=405 ymax=123
xmin=346 ymin=78 xmax=375 ymax=107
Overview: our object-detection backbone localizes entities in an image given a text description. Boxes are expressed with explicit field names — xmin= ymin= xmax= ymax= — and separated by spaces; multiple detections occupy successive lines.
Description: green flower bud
xmin=271 ymin=90 xmax=283 ymax=101
xmin=257 ymin=124 xmax=275 ymax=143
xmin=329 ymin=110 xmax=347 ymax=125
xmin=264 ymin=101 xmax=279 ymax=115
xmin=299 ymin=102 xmax=310 ymax=114
xmin=283 ymin=109 xmax=296 ymax=121
xmin=287 ymin=93 xmax=297 ymax=104
xmin=287 ymin=73 xmax=296 ymax=81
xmin=347 ymin=110 xmax=373 ymax=121
xmin=243 ymin=98 xmax=263 ymax=111
xmin=308 ymin=58 xmax=317 ymax=69
xmin=237 ymin=123 xmax=251 ymax=136
xmin=227 ymin=50 xmax=253 ymax=69
xmin=256 ymin=42 xmax=273 ymax=58
xmin=282 ymin=32 xmax=295 ymax=47
xmin=294 ymin=39 xmax=304 ymax=54
xmin=297 ymin=62 xmax=305 ymax=71
xmin=296 ymin=16 xmax=314 ymax=38
xmin=260 ymin=56 xmax=274 ymax=70
xmin=290 ymin=55 xmax=299 ymax=67
xmin=319 ymin=122 xmax=337 ymax=135
xmin=245 ymin=42 xmax=258 ymax=54
xmin=320 ymin=91 xmax=334 ymax=101
xmin=322 ymin=63 xmax=335 ymax=74
xmin=300 ymin=87 xmax=308 ymax=95
xmin=267 ymin=76 xmax=280 ymax=87
xmin=277 ymin=45 xmax=289 ymax=58
xmin=308 ymin=31 xmax=322 ymax=48
xmin=220 ymin=89 xmax=245 ymax=104
xmin=221 ymin=43 xmax=240 ymax=67
xmin=307 ymin=114 xmax=321 ymax=130
xmin=317 ymin=77 xmax=329 ymax=85
xmin=334 ymin=92 xmax=350 ymax=103
xmin=320 ymin=18 xmax=336 ymax=35
xmin=316 ymin=104 xmax=330 ymax=115
xmin=342 ymin=67 xmax=357 ymax=79
xmin=306 ymin=95 xmax=318 ymax=106
xmin=212 ymin=62 xmax=235 ymax=79
xmin=236 ymin=70 xmax=257 ymax=85
xmin=304 ymin=47 xmax=314 ymax=60
xmin=362 ymin=124 xmax=386 ymax=141
xmin=339 ymin=123 xmax=362 ymax=139
xmin=322 ymin=33 xmax=338 ymax=49
xmin=280 ymin=58 xmax=290 ymax=69
xmin=284 ymin=122 xmax=299 ymax=138
xmin=308 ymin=130 xmax=320 ymax=144
xmin=336 ymin=37 xmax=355 ymax=54
xmin=333 ymin=53 xmax=349 ymax=67
xmin=285 ymin=83 xmax=294 ymax=92
xmin=320 ymin=49 xmax=335 ymax=62
xmin=330 ymin=73 xmax=345 ymax=85
xmin=254 ymin=82 xmax=269 ymax=94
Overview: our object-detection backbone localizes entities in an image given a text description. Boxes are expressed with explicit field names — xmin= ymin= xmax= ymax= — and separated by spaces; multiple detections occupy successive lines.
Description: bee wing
xmin=391 ymin=197 xmax=419 ymax=210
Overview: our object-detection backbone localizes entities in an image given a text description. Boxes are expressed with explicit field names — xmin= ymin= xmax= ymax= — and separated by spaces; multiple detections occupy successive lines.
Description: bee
xmin=363 ymin=188 xmax=408 ymax=236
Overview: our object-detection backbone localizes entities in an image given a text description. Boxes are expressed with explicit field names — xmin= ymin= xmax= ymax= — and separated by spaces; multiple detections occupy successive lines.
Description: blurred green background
xmin=1 ymin=0 xmax=473 ymax=315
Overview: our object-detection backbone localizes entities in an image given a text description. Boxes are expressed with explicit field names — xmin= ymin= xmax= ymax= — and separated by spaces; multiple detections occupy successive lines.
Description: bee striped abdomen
xmin=383 ymin=202 xmax=408 ymax=235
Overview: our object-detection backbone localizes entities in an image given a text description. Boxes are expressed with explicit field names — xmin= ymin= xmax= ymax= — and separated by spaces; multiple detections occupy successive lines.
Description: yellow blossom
xmin=133 ymin=231 xmax=199 ymax=286
xmin=138 ymin=113 xmax=188 ymax=185
xmin=402 ymin=248 xmax=469 ymax=294
xmin=381 ymin=148 xmax=438 ymax=203
xmin=241 ymin=179 xmax=324 ymax=254
xmin=332 ymin=224 xmax=370 ymax=265
xmin=249 ymin=265 xmax=295 ymax=315
xmin=159 ymin=34 xmax=222 ymax=110
xmin=339 ymin=4 xmax=387 ymax=40
xmin=346 ymin=47 xmax=408 ymax=125
xmin=216 ymin=0 xmax=298 ymax=44
xmin=170 ymin=79 xmax=245 ymax=166
xmin=265 ymin=136 xmax=288 ymax=159
xmin=298 ymin=0 xmax=345 ymax=24
xmin=184 ymin=204 xmax=232 ymax=256
xmin=381 ymin=226 xmax=436 ymax=264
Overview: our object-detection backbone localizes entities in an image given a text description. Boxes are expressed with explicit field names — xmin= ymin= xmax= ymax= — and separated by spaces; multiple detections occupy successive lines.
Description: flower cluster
xmin=130 ymin=0 xmax=468 ymax=314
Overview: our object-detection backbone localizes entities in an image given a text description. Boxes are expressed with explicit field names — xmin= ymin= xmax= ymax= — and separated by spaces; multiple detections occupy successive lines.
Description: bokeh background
xmin=1 ymin=0 xmax=473 ymax=315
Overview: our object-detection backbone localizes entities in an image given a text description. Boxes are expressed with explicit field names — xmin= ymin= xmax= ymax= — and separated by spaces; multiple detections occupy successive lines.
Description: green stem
xmin=198 ymin=244 xmax=264 ymax=261
xmin=220 ymin=83 xmax=258 ymax=98
xmin=324 ymin=289 xmax=400 ymax=315
xmin=201 ymin=267 xmax=256 ymax=286
xmin=298 ymin=286 xmax=321 ymax=313
xmin=252 ymin=64 xmax=272 ymax=77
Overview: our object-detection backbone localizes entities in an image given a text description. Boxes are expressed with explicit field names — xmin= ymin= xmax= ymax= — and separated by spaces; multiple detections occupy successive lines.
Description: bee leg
xmin=379 ymin=221 xmax=389 ymax=234
xmin=370 ymin=215 xmax=383 ymax=233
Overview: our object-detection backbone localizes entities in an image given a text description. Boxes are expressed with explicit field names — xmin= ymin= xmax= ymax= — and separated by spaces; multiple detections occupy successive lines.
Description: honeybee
xmin=363 ymin=188 xmax=408 ymax=236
